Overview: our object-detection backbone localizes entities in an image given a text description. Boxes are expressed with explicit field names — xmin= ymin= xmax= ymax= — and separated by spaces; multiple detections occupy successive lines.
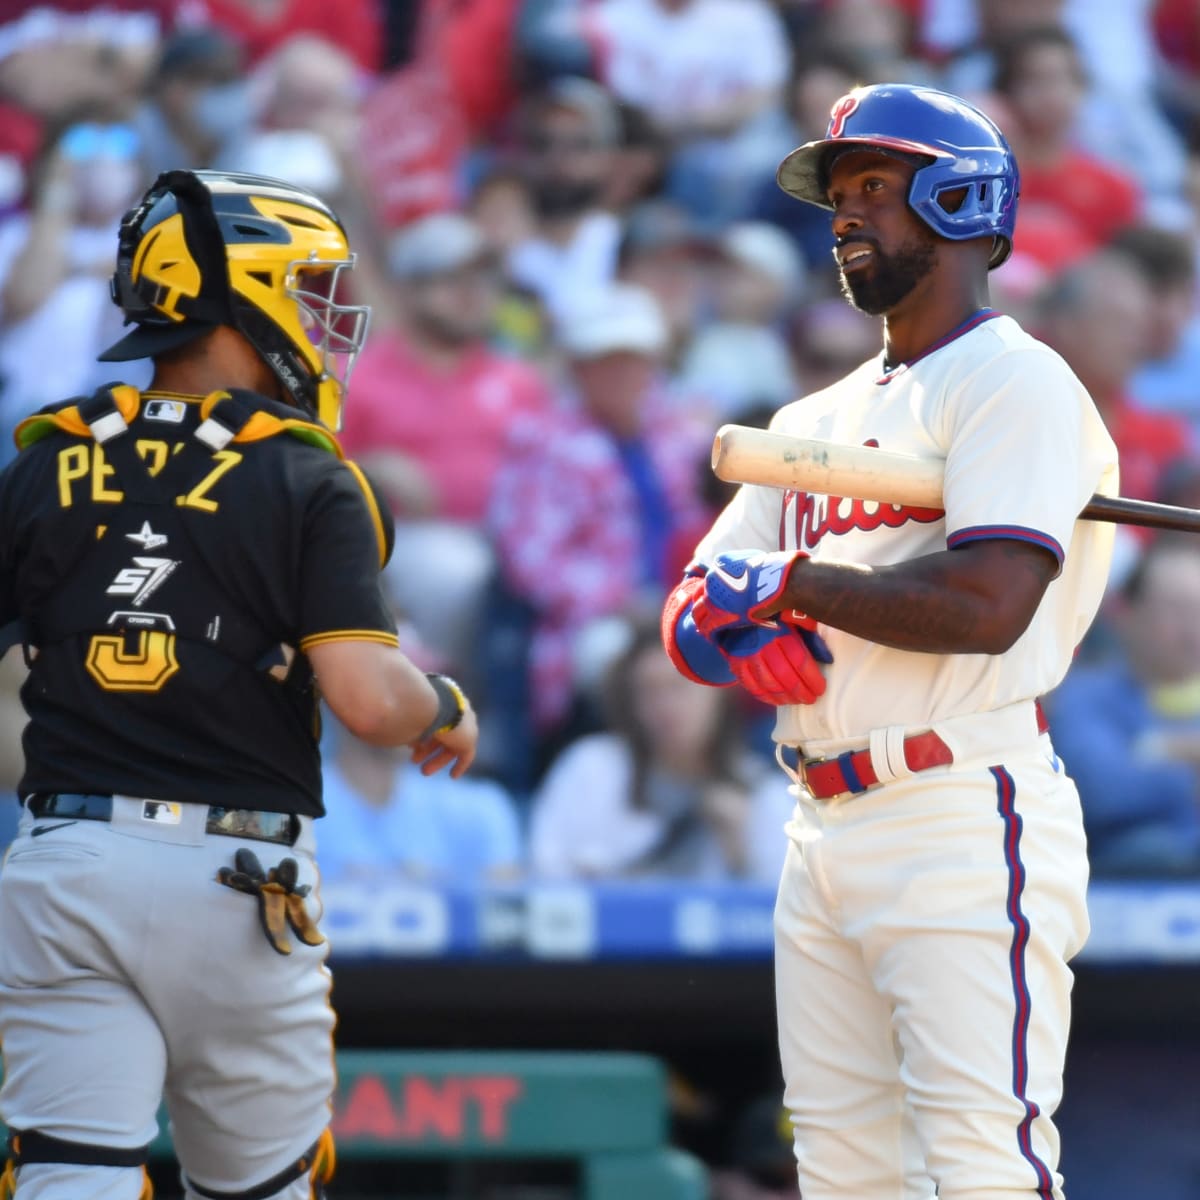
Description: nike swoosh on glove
xmin=717 ymin=621 xmax=833 ymax=706
xmin=692 ymin=549 xmax=807 ymax=637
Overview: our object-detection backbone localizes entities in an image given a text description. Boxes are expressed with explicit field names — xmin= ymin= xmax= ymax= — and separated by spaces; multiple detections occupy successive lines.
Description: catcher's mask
xmin=100 ymin=168 xmax=370 ymax=431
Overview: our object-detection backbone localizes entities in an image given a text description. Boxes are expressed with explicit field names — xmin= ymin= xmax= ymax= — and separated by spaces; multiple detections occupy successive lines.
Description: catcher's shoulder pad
xmin=204 ymin=388 xmax=345 ymax=458
xmin=13 ymin=384 xmax=142 ymax=450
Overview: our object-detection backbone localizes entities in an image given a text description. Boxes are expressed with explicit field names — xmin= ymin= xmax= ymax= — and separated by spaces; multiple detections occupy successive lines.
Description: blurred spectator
xmin=1036 ymin=252 xmax=1194 ymax=503
xmin=744 ymin=48 xmax=860 ymax=279
xmin=678 ymin=221 xmax=805 ymax=419
xmin=0 ymin=99 xmax=40 ymax=219
xmin=814 ymin=0 xmax=933 ymax=85
xmin=617 ymin=199 xmax=721 ymax=368
xmin=318 ymin=715 xmax=522 ymax=885
xmin=529 ymin=616 xmax=789 ymax=882
xmin=710 ymin=1093 xmax=801 ymax=1200
xmin=249 ymin=35 xmax=364 ymax=173
xmin=602 ymin=99 xmax=671 ymax=216
xmin=0 ymin=117 xmax=150 ymax=462
xmin=932 ymin=0 xmax=1186 ymax=226
xmin=580 ymin=0 xmax=791 ymax=226
xmin=932 ymin=0 xmax=1064 ymax=89
xmin=134 ymin=26 xmax=249 ymax=176
xmin=222 ymin=128 xmax=343 ymax=197
xmin=1112 ymin=224 xmax=1200 ymax=429
xmin=466 ymin=168 xmax=546 ymax=356
xmin=507 ymin=76 xmax=623 ymax=326
xmin=1049 ymin=539 xmax=1200 ymax=876
xmin=1154 ymin=0 xmax=1200 ymax=133
xmin=0 ymin=645 xmax=25 ymax=860
xmin=338 ymin=212 xmax=552 ymax=677
xmin=1060 ymin=0 xmax=1189 ymax=227
xmin=489 ymin=281 xmax=710 ymax=735
xmin=0 ymin=2 xmax=162 ymax=127
xmin=470 ymin=167 xmax=538 ymax=259
xmin=184 ymin=0 xmax=384 ymax=73
xmin=788 ymin=299 xmax=881 ymax=396
xmin=355 ymin=0 xmax=524 ymax=235
xmin=993 ymin=25 xmax=1142 ymax=264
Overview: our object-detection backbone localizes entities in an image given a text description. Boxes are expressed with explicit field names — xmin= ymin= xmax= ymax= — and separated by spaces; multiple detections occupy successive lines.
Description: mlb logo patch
xmin=144 ymin=399 xmax=186 ymax=423
xmin=142 ymin=800 xmax=182 ymax=824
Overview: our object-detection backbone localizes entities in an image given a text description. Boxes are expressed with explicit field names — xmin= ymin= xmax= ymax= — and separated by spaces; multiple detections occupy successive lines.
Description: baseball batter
xmin=662 ymin=85 xmax=1118 ymax=1199
xmin=0 ymin=170 xmax=479 ymax=1200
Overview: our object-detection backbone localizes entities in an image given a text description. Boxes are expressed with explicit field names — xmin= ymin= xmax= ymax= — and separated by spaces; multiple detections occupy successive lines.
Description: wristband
xmin=419 ymin=672 xmax=466 ymax=740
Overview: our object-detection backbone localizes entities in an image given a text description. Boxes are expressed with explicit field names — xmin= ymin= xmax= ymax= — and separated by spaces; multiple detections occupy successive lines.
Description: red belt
xmin=800 ymin=700 xmax=1049 ymax=800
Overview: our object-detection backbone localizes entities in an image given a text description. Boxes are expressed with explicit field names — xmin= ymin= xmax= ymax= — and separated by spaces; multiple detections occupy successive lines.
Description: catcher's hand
xmin=411 ymin=701 xmax=479 ymax=778
xmin=217 ymin=848 xmax=325 ymax=956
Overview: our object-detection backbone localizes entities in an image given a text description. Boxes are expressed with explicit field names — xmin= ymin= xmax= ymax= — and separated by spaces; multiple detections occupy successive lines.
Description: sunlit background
xmin=1 ymin=1 xmax=1200 ymax=1196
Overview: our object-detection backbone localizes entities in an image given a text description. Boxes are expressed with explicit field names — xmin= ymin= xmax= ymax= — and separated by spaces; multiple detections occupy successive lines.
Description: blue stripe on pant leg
xmin=991 ymin=765 xmax=1056 ymax=1199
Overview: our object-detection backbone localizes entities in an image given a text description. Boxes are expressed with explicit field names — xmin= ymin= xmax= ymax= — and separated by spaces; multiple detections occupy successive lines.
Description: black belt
xmin=24 ymin=793 xmax=300 ymax=847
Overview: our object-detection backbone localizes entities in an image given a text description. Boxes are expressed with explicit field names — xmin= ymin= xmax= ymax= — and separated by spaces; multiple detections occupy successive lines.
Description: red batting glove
xmin=716 ymin=622 xmax=832 ymax=706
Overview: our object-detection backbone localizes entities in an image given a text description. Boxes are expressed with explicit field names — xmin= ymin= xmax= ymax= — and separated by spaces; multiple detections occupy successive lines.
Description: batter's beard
xmin=839 ymin=237 xmax=938 ymax=316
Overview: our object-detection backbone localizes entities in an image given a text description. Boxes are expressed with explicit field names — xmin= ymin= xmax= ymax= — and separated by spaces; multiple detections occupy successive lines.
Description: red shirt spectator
xmin=1105 ymin=398 xmax=1193 ymax=504
xmin=1016 ymin=153 xmax=1141 ymax=255
xmin=994 ymin=26 xmax=1143 ymax=254
xmin=184 ymin=0 xmax=383 ymax=73
xmin=337 ymin=212 xmax=552 ymax=526
xmin=339 ymin=334 xmax=551 ymax=524
xmin=1037 ymin=252 xmax=1196 ymax=507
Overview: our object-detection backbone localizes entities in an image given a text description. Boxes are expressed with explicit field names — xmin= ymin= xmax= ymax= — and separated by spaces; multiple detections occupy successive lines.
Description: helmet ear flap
xmin=108 ymin=170 xmax=233 ymax=329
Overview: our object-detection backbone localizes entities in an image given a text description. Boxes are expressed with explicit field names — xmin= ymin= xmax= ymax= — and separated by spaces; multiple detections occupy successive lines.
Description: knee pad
xmin=3 ymin=1130 xmax=153 ymax=1198
xmin=185 ymin=1129 xmax=334 ymax=1200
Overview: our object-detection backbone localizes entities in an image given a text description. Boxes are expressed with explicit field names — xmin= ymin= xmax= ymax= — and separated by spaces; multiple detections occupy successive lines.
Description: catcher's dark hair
xmin=600 ymin=612 xmax=747 ymax=812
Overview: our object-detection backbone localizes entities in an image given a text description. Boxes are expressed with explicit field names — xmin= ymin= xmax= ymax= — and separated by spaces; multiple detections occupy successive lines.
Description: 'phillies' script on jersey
xmin=782 ymin=487 xmax=944 ymax=551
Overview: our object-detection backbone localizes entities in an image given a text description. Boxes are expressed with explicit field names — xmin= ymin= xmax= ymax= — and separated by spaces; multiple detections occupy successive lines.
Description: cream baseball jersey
xmin=695 ymin=310 xmax=1119 ymax=749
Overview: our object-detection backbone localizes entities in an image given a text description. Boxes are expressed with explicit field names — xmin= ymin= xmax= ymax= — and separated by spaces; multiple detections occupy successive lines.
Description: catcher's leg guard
xmin=184 ymin=1130 xmax=334 ymax=1200
xmin=2 ymin=1130 xmax=153 ymax=1199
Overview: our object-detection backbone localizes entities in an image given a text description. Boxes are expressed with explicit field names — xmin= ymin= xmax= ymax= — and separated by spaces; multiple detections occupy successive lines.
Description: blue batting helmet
xmin=776 ymin=83 xmax=1019 ymax=269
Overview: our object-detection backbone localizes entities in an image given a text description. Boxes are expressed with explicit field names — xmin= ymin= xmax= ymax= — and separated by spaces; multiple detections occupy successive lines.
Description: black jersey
xmin=0 ymin=385 xmax=398 ymax=817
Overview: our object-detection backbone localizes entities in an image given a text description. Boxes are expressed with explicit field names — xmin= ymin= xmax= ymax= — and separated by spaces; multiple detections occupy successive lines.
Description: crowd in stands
xmin=3 ymin=0 xmax=1200 ymax=890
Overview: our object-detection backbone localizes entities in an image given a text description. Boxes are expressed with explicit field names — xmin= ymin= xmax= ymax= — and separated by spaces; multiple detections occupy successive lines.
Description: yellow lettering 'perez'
xmin=56 ymin=443 xmax=243 ymax=512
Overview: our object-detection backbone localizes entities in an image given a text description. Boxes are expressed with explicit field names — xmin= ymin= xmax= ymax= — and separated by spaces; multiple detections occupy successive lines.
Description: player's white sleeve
xmin=693 ymin=480 xmax=783 ymax=563
xmin=938 ymin=347 xmax=1117 ymax=567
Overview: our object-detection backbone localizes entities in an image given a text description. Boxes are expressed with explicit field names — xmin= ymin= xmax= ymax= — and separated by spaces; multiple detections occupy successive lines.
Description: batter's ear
xmin=344 ymin=460 xmax=395 ymax=569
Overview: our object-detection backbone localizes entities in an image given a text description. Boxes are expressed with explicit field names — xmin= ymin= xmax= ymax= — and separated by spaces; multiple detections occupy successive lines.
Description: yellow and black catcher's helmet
xmin=100 ymin=169 xmax=370 ymax=431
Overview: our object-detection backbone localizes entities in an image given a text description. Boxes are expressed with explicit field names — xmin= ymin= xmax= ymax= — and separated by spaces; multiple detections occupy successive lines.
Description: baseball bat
xmin=711 ymin=424 xmax=1200 ymax=535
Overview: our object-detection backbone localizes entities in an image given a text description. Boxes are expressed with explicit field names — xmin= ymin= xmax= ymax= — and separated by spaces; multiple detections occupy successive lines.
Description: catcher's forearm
xmin=777 ymin=541 xmax=1052 ymax=655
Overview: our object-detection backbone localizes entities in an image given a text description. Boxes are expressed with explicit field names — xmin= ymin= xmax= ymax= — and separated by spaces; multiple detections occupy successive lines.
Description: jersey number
xmin=85 ymin=630 xmax=179 ymax=693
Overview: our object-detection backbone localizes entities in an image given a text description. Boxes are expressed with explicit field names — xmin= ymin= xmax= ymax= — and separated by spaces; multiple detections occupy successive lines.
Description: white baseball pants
xmin=775 ymin=726 xmax=1090 ymax=1200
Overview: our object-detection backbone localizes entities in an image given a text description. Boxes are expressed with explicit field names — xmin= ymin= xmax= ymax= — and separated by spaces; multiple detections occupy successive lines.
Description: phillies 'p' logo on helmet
xmin=777 ymin=83 xmax=1020 ymax=270
xmin=827 ymin=94 xmax=861 ymax=139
